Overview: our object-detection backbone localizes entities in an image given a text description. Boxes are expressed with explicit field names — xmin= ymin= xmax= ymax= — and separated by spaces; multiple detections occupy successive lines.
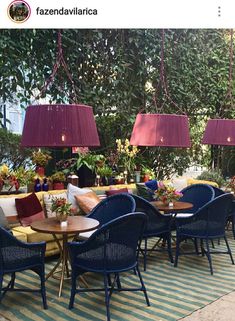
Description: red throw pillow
xmin=105 ymin=188 xmax=129 ymax=197
xmin=15 ymin=193 xmax=45 ymax=227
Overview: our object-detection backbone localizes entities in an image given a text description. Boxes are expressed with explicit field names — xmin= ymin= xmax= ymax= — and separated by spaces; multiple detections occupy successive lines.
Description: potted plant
xmin=31 ymin=150 xmax=52 ymax=176
xmin=142 ymin=167 xmax=155 ymax=182
xmin=97 ymin=165 xmax=113 ymax=186
xmin=50 ymin=171 xmax=66 ymax=190
xmin=76 ymin=152 xmax=105 ymax=187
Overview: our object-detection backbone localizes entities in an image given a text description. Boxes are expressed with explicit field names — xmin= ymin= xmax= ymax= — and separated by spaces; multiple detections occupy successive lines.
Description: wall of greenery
xmin=0 ymin=29 xmax=234 ymax=178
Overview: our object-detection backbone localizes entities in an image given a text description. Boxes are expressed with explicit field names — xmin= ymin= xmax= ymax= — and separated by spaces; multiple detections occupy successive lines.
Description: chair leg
xmin=103 ymin=274 xmax=111 ymax=321
xmin=135 ymin=265 xmax=150 ymax=306
xmin=224 ymin=235 xmax=234 ymax=265
xmin=205 ymin=239 xmax=213 ymax=275
xmin=166 ymin=234 xmax=174 ymax=263
xmin=143 ymin=238 xmax=147 ymax=271
xmin=174 ymin=236 xmax=180 ymax=267
xmin=40 ymin=268 xmax=48 ymax=309
xmin=69 ymin=271 xmax=77 ymax=309
xmin=10 ymin=272 xmax=15 ymax=289
xmin=232 ymin=217 xmax=235 ymax=240
xmin=0 ymin=273 xmax=3 ymax=303
xmin=115 ymin=273 xmax=122 ymax=290
xmin=194 ymin=238 xmax=199 ymax=255
xmin=200 ymin=239 xmax=205 ymax=256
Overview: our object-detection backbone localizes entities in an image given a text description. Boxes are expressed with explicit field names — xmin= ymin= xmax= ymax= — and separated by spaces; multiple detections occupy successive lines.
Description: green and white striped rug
xmin=2 ymin=233 xmax=235 ymax=321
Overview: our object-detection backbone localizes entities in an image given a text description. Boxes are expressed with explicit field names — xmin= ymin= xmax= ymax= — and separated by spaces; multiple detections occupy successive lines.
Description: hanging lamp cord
xmin=220 ymin=29 xmax=234 ymax=117
xmin=152 ymin=30 xmax=184 ymax=114
xmin=36 ymin=30 xmax=78 ymax=103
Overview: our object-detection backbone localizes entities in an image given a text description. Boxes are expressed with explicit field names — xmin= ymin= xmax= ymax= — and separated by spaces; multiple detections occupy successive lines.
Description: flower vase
xmin=56 ymin=211 xmax=68 ymax=224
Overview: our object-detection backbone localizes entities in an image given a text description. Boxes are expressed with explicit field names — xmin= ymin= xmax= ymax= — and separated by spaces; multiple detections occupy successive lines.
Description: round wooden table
xmin=151 ymin=201 xmax=193 ymax=214
xmin=31 ymin=216 xmax=99 ymax=297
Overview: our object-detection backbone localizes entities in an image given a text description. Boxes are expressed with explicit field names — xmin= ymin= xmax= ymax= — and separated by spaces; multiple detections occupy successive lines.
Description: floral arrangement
xmin=51 ymin=197 xmax=72 ymax=222
xmin=31 ymin=150 xmax=52 ymax=167
xmin=116 ymin=139 xmax=139 ymax=174
xmin=155 ymin=182 xmax=183 ymax=204
xmin=0 ymin=164 xmax=20 ymax=191
xmin=226 ymin=176 xmax=235 ymax=193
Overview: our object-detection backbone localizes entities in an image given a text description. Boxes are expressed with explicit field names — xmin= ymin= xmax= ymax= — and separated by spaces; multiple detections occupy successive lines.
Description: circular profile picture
xmin=8 ymin=0 xmax=31 ymax=23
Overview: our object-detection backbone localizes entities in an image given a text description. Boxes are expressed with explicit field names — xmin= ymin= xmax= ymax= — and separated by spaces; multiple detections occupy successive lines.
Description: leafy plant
xmin=31 ymin=150 xmax=52 ymax=167
xmin=96 ymin=165 xmax=113 ymax=178
xmin=50 ymin=171 xmax=66 ymax=183
xmin=76 ymin=153 xmax=105 ymax=173
xmin=196 ymin=170 xmax=225 ymax=187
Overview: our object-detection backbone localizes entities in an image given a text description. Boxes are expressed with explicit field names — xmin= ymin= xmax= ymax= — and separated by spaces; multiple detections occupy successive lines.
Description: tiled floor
xmin=181 ymin=290 xmax=235 ymax=321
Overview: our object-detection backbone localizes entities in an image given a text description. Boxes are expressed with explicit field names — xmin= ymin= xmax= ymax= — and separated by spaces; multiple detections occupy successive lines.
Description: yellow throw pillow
xmin=75 ymin=191 xmax=101 ymax=214
xmin=187 ymin=178 xmax=219 ymax=188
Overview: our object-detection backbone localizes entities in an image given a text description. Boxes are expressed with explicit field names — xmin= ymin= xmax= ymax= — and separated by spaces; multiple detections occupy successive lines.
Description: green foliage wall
xmin=0 ymin=29 xmax=234 ymax=178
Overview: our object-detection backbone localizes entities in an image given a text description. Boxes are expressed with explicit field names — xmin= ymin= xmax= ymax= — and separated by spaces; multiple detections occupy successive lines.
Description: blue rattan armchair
xmin=87 ymin=193 xmax=136 ymax=225
xmin=68 ymin=213 xmax=150 ymax=321
xmin=78 ymin=193 xmax=136 ymax=240
xmin=131 ymin=194 xmax=173 ymax=271
xmin=210 ymin=186 xmax=235 ymax=239
xmin=0 ymin=227 xmax=47 ymax=308
xmin=179 ymin=184 xmax=215 ymax=214
xmin=174 ymin=194 xmax=234 ymax=274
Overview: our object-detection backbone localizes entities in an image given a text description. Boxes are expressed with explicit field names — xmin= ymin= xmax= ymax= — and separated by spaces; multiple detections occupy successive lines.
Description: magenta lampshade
xmin=202 ymin=119 xmax=235 ymax=146
xmin=21 ymin=104 xmax=100 ymax=147
xmin=130 ymin=114 xmax=191 ymax=147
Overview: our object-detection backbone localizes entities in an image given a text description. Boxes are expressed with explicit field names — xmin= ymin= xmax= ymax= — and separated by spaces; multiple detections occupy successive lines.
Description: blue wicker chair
xmin=86 ymin=193 xmax=136 ymax=225
xmin=179 ymin=184 xmax=215 ymax=214
xmin=131 ymin=194 xmax=173 ymax=271
xmin=68 ymin=213 xmax=150 ymax=321
xmin=78 ymin=193 xmax=136 ymax=240
xmin=0 ymin=227 xmax=47 ymax=308
xmin=210 ymin=186 xmax=235 ymax=239
xmin=174 ymin=193 xmax=234 ymax=274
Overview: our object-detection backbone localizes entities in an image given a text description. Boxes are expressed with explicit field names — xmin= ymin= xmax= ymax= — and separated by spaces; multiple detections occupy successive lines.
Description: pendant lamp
xmin=21 ymin=104 xmax=100 ymax=147
xmin=130 ymin=113 xmax=191 ymax=147
xmin=202 ymin=119 xmax=235 ymax=146
xmin=130 ymin=30 xmax=191 ymax=148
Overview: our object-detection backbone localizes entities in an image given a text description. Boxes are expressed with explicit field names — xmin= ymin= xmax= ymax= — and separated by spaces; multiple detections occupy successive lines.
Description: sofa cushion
xmin=44 ymin=192 xmax=67 ymax=218
xmin=15 ymin=193 xmax=45 ymax=227
xmin=75 ymin=191 xmax=101 ymax=214
xmin=187 ymin=178 xmax=219 ymax=188
xmin=0 ymin=197 xmax=19 ymax=218
xmin=0 ymin=206 xmax=10 ymax=230
xmin=12 ymin=230 xmax=27 ymax=242
xmin=105 ymin=188 xmax=129 ymax=197
xmin=12 ymin=226 xmax=63 ymax=243
xmin=145 ymin=179 xmax=158 ymax=191
xmin=67 ymin=183 xmax=91 ymax=210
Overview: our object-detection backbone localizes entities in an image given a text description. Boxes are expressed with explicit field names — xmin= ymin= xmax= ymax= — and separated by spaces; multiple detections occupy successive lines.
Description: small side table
xmin=31 ymin=216 xmax=99 ymax=297
xmin=151 ymin=201 xmax=193 ymax=214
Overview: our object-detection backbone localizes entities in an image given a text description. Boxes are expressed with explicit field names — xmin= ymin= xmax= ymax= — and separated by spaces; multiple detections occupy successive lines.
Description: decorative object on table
xmin=31 ymin=150 xmax=52 ymax=177
xmin=34 ymin=178 xmax=42 ymax=192
xmin=42 ymin=178 xmax=49 ymax=191
xmin=50 ymin=171 xmax=66 ymax=190
xmin=155 ymin=181 xmax=182 ymax=205
xmin=51 ymin=197 xmax=72 ymax=224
